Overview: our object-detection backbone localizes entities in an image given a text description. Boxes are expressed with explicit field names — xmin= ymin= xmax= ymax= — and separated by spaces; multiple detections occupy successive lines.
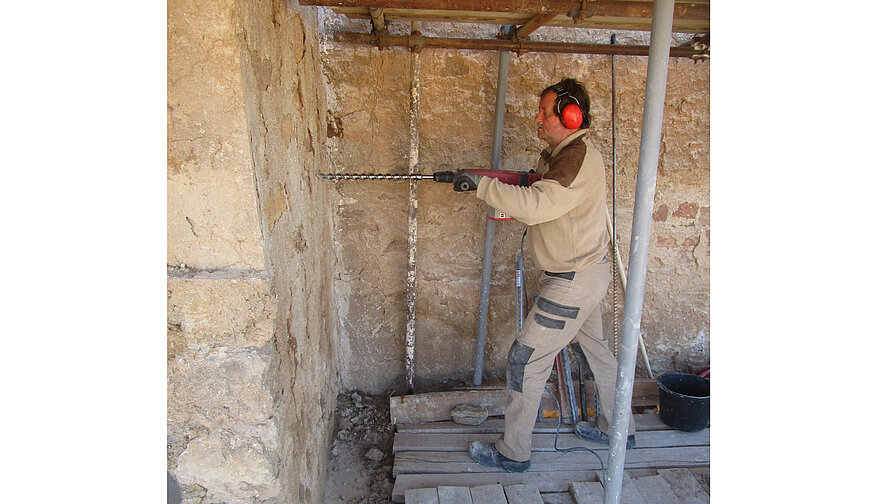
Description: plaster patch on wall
xmin=264 ymin=185 xmax=288 ymax=231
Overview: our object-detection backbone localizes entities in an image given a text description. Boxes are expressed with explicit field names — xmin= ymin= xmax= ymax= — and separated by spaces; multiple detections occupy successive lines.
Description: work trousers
xmin=495 ymin=258 xmax=636 ymax=462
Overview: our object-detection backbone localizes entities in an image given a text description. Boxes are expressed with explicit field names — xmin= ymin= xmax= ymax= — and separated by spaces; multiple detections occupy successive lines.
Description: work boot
xmin=574 ymin=421 xmax=636 ymax=449
xmin=468 ymin=441 xmax=530 ymax=472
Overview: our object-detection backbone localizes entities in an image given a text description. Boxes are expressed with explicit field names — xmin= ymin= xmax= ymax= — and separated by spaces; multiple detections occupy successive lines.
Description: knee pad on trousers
xmin=507 ymin=340 xmax=535 ymax=393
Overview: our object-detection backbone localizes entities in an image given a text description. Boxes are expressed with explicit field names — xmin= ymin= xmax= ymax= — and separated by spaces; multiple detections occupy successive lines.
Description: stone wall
xmin=238 ymin=1 xmax=337 ymax=502
xmin=167 ymin=1 xmax=336 ymax=503
xmin=167 ymin=274 xmax=279 ymax=502
xmin=320 ymin=17 xmax=710 ymax=392
xmin=168 ymin=2 xmax=709 ymax=500
xmin=167 ymin=0 xmax=264 ymax=271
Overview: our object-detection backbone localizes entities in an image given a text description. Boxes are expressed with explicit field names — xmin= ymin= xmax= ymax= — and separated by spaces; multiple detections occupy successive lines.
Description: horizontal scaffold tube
xmin=334 ymin=31 xmax=707 ymax=58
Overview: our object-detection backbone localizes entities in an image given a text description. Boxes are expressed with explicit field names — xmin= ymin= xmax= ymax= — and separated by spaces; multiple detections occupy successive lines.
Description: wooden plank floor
xmin=400 ymin=472 xmax=708 ymax=504
xmin=392 ymin=414 xmax=709 ymax=503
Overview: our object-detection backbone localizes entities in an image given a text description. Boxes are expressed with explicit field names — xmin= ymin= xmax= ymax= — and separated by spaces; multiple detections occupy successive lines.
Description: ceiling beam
xmin=302 ymin=1 xmax=710 ymax=33
xmin=516 ymin=14 xmax=558 ymax=39
xmin=299 ymin=1 xmax=591 ymax=14
xmin=298 ymin=1 xmax=710 ymax=18
xmin=334 ymin=31 xmax=709 ymax=58
xmin=331 ymin=7 xmax=708 ymax=33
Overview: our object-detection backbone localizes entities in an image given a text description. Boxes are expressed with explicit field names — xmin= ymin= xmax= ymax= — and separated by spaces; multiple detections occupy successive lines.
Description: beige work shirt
xmin=475 ymin=130 xmax=609 ymax=272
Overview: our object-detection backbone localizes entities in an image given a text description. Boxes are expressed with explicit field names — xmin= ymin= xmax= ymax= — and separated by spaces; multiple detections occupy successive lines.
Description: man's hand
xmin=453 ymin=170 xmax=483 ymax=192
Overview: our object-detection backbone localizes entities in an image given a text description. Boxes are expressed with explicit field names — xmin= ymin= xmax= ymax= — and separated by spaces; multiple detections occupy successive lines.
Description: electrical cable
xmin=520 ymin=228 xmax=529 ymax=316
xmin=545 ymin=387 xmax=607 ymax=484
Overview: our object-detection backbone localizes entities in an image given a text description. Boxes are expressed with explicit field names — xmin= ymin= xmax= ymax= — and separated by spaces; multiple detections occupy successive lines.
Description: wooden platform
xmin=390 ymin=388 xmax=709 ymax=503
xmin=402 ymin=470 xmax=709 ymax=504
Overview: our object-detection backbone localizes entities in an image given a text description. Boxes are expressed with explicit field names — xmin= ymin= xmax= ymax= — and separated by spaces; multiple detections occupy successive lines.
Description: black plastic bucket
xmin=657 ymin=372 xmax=710 ymax=432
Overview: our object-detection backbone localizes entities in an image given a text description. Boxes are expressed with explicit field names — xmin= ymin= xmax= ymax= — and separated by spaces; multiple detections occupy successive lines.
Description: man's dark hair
xmin=542 ymin=78 xmax=591 ymax=129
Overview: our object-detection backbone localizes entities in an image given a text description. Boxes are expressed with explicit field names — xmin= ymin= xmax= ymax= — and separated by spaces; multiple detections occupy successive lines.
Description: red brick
xmin=681 ymin=235 xmax=699 ymax=247
xmin=652 ymin=204 xmax=669 ymax=222
xmin=656 ymin=235 xmax=677 ymax=247
xmin=673 ymin=202 xmax=699 ymax=219
xmin=698 ymin=206 xmax=710 ymax=226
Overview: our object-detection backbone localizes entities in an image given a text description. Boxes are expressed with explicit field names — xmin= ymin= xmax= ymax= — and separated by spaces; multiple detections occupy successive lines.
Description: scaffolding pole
xmin=333 ymin=32 xmax=705 ymax=58
xmin=603 ymin=0 xmax=674 ymax=503
xmin=473 ymin=43 xmax=510 ymax=386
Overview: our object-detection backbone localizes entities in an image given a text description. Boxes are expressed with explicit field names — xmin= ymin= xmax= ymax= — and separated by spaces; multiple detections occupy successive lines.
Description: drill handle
xmin=432 ymin=169 xmax=543 ymax=187
xmin=467 ymin=169 xmax=543 ymax=187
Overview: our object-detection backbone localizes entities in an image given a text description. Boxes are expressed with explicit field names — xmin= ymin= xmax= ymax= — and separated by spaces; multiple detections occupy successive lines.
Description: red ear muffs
xmin=560 ymin=103 xmax=583 ymax=129
xmin=552 ymin=83 xmax=583 ymax=129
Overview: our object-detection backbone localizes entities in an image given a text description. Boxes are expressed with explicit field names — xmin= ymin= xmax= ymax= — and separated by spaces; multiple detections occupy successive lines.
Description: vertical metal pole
xmin=473 ymin=46 xmax=510 ymax=386
xmin=610 ymin=33 xmax=619 ymax=358
xmin=603 ymin=1 xmax=674 ymax=503
xmin=560 ymin=347 xmax=579 ymax=424
xmin=405 ymin=22 xmax=421 ymax=393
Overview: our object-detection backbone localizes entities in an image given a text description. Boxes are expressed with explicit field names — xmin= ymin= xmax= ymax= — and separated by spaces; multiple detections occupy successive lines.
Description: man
xmin=457 ymin=78 xmax=636 ymax=472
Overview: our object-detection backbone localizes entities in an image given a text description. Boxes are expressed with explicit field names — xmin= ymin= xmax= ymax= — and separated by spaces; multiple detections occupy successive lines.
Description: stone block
xmin=176 ymin=430 xmax=281 ymax=503
xmin=167 ymin=0 xmax=264 ymax=270
xmin=168 ymin=345 xmax=277 ymax=432
xmin=167 ymin=277 xmax=275 ymax=350
xmin=167 ymin=276 xmax=279 ymax=500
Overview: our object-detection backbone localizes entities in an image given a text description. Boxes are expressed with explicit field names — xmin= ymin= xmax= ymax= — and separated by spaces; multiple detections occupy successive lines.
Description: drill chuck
xmin=431 ymin=171 xmax=456 ymax=183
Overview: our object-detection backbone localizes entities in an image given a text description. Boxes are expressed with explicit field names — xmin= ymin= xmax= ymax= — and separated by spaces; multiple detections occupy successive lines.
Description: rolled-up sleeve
xmin=475 ymin=177 xmax=585 ymax=225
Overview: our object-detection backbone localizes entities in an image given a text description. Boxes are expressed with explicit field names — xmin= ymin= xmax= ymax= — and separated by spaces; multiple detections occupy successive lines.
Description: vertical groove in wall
xmin=405 ymin=22 xmax=421 ymax=393
xmin=245 ymin=71 xmax=274 ymax=277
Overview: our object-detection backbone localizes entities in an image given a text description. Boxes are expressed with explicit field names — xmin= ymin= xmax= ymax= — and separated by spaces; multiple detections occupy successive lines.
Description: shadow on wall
xmin=168 ymin=472 xmax=181 ymax=504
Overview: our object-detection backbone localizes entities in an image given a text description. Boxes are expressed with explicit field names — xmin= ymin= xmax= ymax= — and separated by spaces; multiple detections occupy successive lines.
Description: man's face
xmin=535 ymin=90 xmax=571 ymax=149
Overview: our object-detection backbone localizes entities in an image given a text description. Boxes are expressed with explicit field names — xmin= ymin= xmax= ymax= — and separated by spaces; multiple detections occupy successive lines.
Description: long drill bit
xmin=317 ymin=173 xmax=434 ymax=181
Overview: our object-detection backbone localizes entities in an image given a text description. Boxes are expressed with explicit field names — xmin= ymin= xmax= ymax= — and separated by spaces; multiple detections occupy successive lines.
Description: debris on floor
xmin=324 ymin=391 xmax=396 ymax=504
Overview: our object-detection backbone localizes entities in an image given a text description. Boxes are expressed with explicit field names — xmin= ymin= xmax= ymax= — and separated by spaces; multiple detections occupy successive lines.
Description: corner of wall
xmin=168 ymin=1 xmax=338 ymax=503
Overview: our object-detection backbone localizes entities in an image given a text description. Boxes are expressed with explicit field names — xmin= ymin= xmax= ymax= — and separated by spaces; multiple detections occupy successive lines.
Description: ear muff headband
xmin=551 ymin=84 xmax=583 ymax=130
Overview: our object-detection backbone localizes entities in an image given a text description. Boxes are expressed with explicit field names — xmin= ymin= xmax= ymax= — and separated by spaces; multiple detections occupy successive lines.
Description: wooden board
xmin=568 ymin=481 xmax=604 ymax=504
xmin=390 ymin=389 xmax=509 ymax=424
xmin=631 ymin=413 xmax=668 ymax=431
xmin=390 ymin=381 xmax=660 ymax=424
xmin=406 ymin=487 xmax=440 ymax=504
xmin=630 ymin=380 xmax=659 ymax=408
xmin=393 ymin=471 xmax=599 ymax=503
xmin=540 ymin=492 xmax=574 ymax=504
xmin=396 ymin=413 xmax=672 ymax=434
xmin=393 ymin=429 xmax=709 ymax=452
xmin=631 ymin=475 xmax=680 ymax=504
xmin=504 ymin=483 xmax=544 ymax=504
xmin=543 ymin=379 xmax=658 ymax=413
xmin=687 ymin=467 xmax=710 ymax=495
xmin=657 ymin=468 xmax=709 ymax=504
xmin=394 ymin=446 xmax=710 ymax=475
xmin=619 ymin=473 xmax=647 ymax=504
xmin=398 ymin=418 xmax=572 ymax=434
xmin=470 ymin=484 xmax=508 ymax=504
xmin=438 ymin=486 xmax=474 ymax=504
